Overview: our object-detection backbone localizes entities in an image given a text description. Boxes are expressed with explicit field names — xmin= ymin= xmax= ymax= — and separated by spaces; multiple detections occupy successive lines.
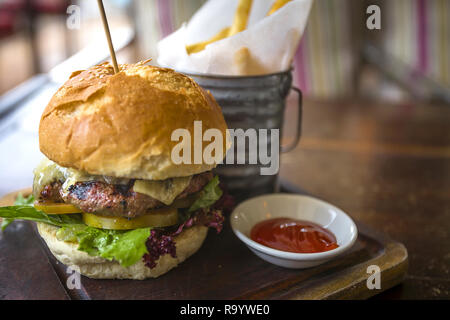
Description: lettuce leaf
xmin=15 ymin=193 xmax=35 ymax=206
xmin=0 ymin=205 xmax=83 ymax=227
xmin=58 ymin=225 xmax=151 ymax=267
xmin=0 ymin=218 xmax=12 ymax=231
xmin=0 ymin=197 xmax=150 ymax=267
xmin=188 ymin=176 xmax=222 ymax=213
xmin=1 ymin=194 xmax=36 ymax=230
xmin=0 ymin=194 xmax=82 ymax=227
xmin=98 ymin=228 xmax=151 ymax=267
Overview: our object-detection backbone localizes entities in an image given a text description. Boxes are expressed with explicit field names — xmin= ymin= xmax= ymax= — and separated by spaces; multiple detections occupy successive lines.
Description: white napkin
xmin=157 ymin=0 xmax=313 ymax=75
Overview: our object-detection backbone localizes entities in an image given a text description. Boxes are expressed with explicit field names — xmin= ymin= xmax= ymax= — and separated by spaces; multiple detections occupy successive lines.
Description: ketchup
xmin=250 ymin=217 xmax=339 ymax=253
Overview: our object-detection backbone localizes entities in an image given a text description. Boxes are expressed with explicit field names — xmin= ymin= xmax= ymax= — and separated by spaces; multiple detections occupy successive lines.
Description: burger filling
xmin=0 ymin=158 xmax=233 ymax=270
xmin=32 ymin=158 xmax=214 ymax=217
xmin=35 ymin=172 xmax=213 ymax=218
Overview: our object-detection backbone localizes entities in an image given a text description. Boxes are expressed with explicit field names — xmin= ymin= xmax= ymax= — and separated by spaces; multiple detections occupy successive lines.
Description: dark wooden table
xmin=280 ymin=98 xmax=450 ymax=299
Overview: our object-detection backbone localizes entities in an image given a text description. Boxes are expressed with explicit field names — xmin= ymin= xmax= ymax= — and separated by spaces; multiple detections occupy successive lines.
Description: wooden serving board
xmin=0 ymin=187 xmax=408 ymax=300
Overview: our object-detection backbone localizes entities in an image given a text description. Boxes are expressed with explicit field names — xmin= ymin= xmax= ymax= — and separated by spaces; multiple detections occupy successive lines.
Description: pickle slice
xmin=34 ymin=202 xmax=82 ymax=214
xmin=82 ymin=207 xmax=179 ymax=230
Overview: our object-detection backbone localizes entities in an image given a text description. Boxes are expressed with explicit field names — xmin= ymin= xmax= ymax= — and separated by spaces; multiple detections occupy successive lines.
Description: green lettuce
xmin=15 ymin=193 xmax=35 ymax=206
xmin=0 ymin=204 xmax=83 ymax=228
xmin=188 ymin=175 xmax=222 ymax=213
xmin=57 ymin=225 xmax=151 ymax=267
xmin=0 ymin=218 xmax=12 ymax=231
xmin=1 ymin=194 xmax=40 ymax=230
xmin=0 ymin=196 xmax=150 ymax=267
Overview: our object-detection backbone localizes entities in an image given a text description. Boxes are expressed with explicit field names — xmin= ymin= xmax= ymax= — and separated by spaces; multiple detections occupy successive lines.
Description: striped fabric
xmin=135 ymin=0 xmax=206 ymax=59
xmin=383 ymin=0 xmax=449 ymax=88
xmin=293 ymin=0 xmax=354 ymax=97
xmin=135 ymin=0 xmax=449 ymax=98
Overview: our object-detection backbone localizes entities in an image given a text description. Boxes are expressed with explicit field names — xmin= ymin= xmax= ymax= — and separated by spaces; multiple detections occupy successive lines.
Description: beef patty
xmin=37 ymin=172 xmax=213 ymax=218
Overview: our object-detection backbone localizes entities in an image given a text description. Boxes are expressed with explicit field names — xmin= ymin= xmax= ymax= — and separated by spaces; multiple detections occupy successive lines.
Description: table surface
xmin=279 ymin=98 xmax=450 ymax=299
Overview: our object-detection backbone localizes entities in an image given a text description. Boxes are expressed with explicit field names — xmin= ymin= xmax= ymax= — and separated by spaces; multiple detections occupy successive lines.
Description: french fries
xmin=267 ymin=0 xmax=292 ymax=16
xmin=185 ymin=0 xmax=292 ymax=55
xmin=228 ymin=0 xmax=253 ymax=36
xmin=186 ymin=27 xmax=230 ymax=54
xmin=186 ymin=0 xmax=253 ymax=55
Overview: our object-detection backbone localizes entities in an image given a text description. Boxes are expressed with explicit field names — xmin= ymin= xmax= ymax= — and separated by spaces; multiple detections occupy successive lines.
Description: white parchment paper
xmin=157 ymin=0 xmax=313 ymax=75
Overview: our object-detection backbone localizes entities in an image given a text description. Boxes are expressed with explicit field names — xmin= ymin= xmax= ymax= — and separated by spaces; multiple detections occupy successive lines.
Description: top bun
xmin=39 ymin=62 xmax=228 ymax=180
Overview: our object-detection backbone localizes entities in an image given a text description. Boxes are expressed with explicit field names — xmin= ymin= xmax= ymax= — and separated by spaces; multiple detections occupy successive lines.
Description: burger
xmin=0 ymin=61 xmax=230 ymax=280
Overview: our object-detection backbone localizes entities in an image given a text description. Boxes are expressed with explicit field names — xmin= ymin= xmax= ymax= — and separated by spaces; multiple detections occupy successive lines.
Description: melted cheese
xmin=61 ymin=168 xmax=96 ymax=196
xmin=133 ymin=176 xmax=192 ymax=205
xmin=33 ymin=158 xmax=66 ymax=197
xmin=32 ymin=158 xmax=130 ymax=197
xmin=33 ymin=157 xmax=192 ymax=206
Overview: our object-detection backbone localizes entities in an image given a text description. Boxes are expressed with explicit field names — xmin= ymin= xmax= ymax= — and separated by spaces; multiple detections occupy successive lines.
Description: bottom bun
xmin=37 ymin=222 xmax=208 ymax=280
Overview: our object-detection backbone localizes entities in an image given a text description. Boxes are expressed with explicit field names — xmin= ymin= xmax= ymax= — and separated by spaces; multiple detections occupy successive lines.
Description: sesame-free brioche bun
xmin=37 ymin=222 xmax=208 ymax=280
xmin=39 ymin=61 xmax=228 ymax=180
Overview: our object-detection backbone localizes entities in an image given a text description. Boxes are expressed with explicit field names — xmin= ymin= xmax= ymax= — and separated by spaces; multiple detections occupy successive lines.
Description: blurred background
xmin=1 ymin=0 xmax=449 ymax=101
xmin=0 ymin=0 xmax=449 ymax=195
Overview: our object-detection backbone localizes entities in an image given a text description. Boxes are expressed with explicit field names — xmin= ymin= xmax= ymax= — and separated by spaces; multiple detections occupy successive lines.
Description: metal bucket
xmin=185 ymin=69 xmax=302 ymax=201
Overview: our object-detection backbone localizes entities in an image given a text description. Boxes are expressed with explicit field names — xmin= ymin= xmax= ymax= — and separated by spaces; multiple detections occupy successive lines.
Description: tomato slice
xmin=34 ymin=202 xmax=82 ymax=214
xmin=82 ymin=207 xmax=179 ymax=230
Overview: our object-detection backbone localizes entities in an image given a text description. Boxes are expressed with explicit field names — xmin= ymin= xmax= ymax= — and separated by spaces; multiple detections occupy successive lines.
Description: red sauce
xmin=250 ymin=217 xmax=339 ymax=253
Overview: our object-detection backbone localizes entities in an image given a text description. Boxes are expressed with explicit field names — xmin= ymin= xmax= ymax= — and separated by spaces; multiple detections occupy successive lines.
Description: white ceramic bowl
xmin=230 ymin=194 xmax=358 ymax=269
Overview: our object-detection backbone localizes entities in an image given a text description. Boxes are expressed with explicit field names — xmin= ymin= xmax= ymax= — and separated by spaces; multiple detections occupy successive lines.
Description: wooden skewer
xmin=96 ymin=0 xmax=119 ymax=73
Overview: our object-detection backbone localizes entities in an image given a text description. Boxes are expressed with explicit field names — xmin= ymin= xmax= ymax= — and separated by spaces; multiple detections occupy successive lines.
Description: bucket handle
xmin=281 ymin=86 xmax=302 ymax=153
